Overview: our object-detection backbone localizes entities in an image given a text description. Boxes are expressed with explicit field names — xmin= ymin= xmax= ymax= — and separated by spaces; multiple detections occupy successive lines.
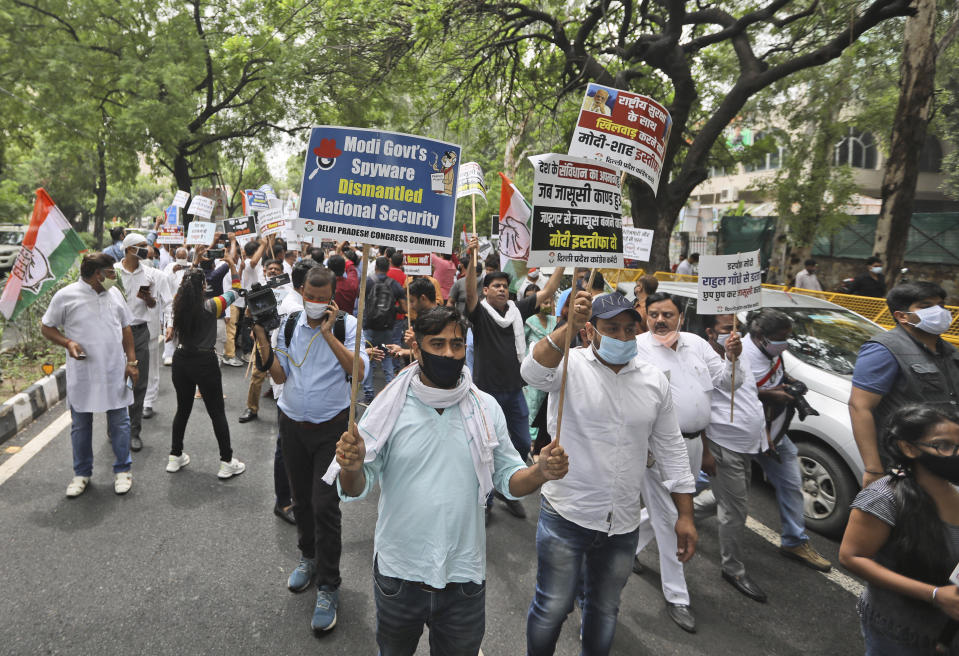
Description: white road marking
xmin=745 ymin=516 xmax=863 ymax=596
xmin=0 ymin=411 xmax=70 ymax=487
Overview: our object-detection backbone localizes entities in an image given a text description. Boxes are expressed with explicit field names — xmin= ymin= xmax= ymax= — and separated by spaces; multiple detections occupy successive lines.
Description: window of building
xmin=918 ymin=135 xmax=942 ymax=173
xmin=834 ymin=128 xmax=878 ymax=169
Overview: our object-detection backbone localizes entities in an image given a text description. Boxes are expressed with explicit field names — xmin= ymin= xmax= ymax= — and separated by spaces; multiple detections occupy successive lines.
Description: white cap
xmin=122 ymin=233 xmax=147 ymax=249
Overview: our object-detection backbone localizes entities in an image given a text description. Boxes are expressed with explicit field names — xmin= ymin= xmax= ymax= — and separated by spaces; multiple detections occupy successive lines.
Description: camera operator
xmin=742 ymin=309 xmax=831 ymax=572
xmin=252 ymin=266 xmax=368 ymax=634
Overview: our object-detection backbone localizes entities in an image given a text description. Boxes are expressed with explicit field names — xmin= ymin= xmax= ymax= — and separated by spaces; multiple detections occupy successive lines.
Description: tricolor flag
xmin=0 ymin=189 xmax=87 ymax=320
xmin=497 ymin=172 xmax=531 ymax=262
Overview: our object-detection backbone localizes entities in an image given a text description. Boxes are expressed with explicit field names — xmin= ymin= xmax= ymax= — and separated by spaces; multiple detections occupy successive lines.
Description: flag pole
xmin=730 ymin=314 xmax=738 ymax=422
xmin=554 ymin=268 xmax=597 ymax=446
xmin=471 ymin=194 xmax=478 ymax=270
xmin=348 ymin=244 xmax=371 ymax=431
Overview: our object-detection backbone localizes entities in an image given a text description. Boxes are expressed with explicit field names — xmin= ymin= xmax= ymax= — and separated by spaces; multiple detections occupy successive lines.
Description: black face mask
xmin=916 ymin=451 xmax=959 ymax=485
xmin=419 ymin=350 xmax=465 ymax=389
xmin=134 ymin=247 xmax=149 ymax=260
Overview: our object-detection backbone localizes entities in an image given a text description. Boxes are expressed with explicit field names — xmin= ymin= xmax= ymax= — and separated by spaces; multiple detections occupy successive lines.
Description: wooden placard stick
xmin=730 ymin=314 xmax=738 ymax=422
xmin=471 ymin=194 xmax=478 ymax=269
xmin=348 ymin=243 xmax=372 ymax=430
xmin=554 ymin=268 xmax=597 ymax=446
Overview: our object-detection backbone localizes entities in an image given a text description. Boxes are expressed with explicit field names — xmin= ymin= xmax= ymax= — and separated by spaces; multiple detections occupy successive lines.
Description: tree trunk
xmin=627 ymin=177 xmax=671 ymax=272
xmin=872 ymin=0 xmax=936 ymax=286
xmin=93 ymin=139 xmax=107 ymax=249
xmin=502 ymin=109 xmax=532 ymax=179
xmin=173 ymin=150 xmax=193 ymax=229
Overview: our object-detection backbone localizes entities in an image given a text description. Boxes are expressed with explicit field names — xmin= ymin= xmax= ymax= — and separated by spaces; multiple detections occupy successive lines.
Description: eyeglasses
xmin=917 ymin=441 xmax=959 ymax=457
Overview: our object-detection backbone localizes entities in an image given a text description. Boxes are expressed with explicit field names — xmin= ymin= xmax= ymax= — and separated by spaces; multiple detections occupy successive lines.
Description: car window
xmin=780 ymin=308 xmax=884 ymax=376
xmin=0 ymin=231 xmax=23 ymax=245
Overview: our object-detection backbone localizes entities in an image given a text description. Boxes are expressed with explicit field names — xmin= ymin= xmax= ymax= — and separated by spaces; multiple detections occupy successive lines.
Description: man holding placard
xmin=633 ymin=291 xmax=744 ymax=633
xmin=522 ymin=291 xmax=695 ymax=655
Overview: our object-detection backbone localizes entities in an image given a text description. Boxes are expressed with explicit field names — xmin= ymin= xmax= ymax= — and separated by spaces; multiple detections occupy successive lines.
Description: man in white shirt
xmin=675 ymin=253 xmax=699 ymax=276
xmin=517 ymin=268 xmax=549 ymax=298
xmin=793 ymin=258 xmax=823 ymax=291
xmin=701 ymin=313 xmax=768 ymax=603
xmin=633 ymin=292 xmax=743 ymax=633
xmin=114 ymin=232 xmax=166 ymax=451
xmin=521 ymin=291 xmax=696 ymax=656
xmin=41 ymin=253 xmax=139 ymax=496
xmin=161 ymin=247 xmax=191 ymax=366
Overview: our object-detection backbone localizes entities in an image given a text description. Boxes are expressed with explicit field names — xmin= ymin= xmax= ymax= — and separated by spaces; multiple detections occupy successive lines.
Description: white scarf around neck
xmin=480 ymin=298 xmax=525 ymax=362
xmin=322 ymin=362 xmax=500 ymax=505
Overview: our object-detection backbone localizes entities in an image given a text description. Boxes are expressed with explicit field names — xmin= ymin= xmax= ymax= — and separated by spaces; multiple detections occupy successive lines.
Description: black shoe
xmin=130 ymin=436 xmax=142 ymax=452
xmin=273 ymin=503 xmax=296 ymax=525
xmin=666 ymin=603 xmax=696 ymax=633
xmin=722 ymin=571 xmax=767 ymax=603
xmin=632 ymin=556 xmax=645 ymax=575
xmin=494 ymin=491 xmax=527 ymax=518
xmin=238 ymin=408 xmax=258 ymax=423
xmin=142 ymin=407 xmax=154 ymax=419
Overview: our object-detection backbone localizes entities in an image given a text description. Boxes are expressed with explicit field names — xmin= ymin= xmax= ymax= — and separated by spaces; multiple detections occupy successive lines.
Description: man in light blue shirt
xmin=333 ymin=306 xmax=568 ymax=656
xmin=252 ymin=265 xmax=368 ymax=636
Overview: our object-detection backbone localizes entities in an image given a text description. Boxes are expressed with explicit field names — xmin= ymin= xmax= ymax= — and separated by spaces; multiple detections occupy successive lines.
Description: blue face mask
xmin=594 ymin=333 xmax=638 ymax=365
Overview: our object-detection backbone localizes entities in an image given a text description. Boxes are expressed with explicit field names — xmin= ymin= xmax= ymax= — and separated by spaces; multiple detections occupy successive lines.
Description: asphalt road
xmin=0 ymin=357 xmax=866 ymax=655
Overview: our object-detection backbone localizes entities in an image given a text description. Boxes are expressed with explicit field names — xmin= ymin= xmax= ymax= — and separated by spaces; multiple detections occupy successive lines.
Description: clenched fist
xmin=335 ymin=424 xmax=366 ymax=472
xmin=537 ymin=439 xmax=569 ymax=481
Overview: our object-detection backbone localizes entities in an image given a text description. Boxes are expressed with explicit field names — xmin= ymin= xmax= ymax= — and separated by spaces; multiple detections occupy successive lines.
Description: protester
xmin=850 ymin=281 xmax=959 ymax=488
xmin=233 ymin=238 xmax=268 ymax=364
xmin=404 ymin=274 xmax=442 ymax=321
xmin=523 ymin=290 xmax=555 ymax=455
xmin=141 ymin=247 xmax=173 ymax=419
xmin=113 ymin=232 xmax=165 ymax=451
xmin=701 ymin=313 xmax=769 ymax=603
xmin=676 ymin=253 xmax=699 ymax=276
xmin=793 ymin=259 xmax=823 ymax=291
xmin=161 ymin=248 xmax=192 ymax=366
xmin=432 ymin=251 xmax=457 ymax=299
xmin=328 ymin=306 xmax=568 ymax=655
xmin=41 ymin=253 xmax=137 ymax=496
xmin=328 ymin=251 xmax=359 ymax=315
xmin=387 ymin=252 xmax=409 ymax=366
xmin=219 ymin=234 xmax=245 ymax=368
xmin=521 ymin=290 xmax=695 ymax=655
xmin=465 ymin=236 xmax=565 ymax=520
xmin=363 ymin=256 xmax=406 ymax=403
xmin=103 ymin=226 xmax=126 ymax=262
xmin=633 ymin=292 xmax=743 ymax=632
xmin=518 ymin=267 xmax=549 ymax=298
xmin=633 ymin=274 xmax=659 ymax=324
xmin=252 ymin=266 xmax=368 ymax=635
xmin=386 ymin=277 xmax=439 ymax=361
xmin=167 ymin=255 xmax=246 ymax=479
xmin=845 ymin=255 xmax=886 ymax=298
xmin=743 ymin=309 xmax=832 ymax=572
xmin=447 ymin=259 xmax=483 ymax=316
xmin=839 ymin=404 xmax=959 ymax=654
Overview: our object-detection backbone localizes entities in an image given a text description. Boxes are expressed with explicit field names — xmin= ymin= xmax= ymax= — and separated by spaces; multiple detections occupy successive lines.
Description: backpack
xmin=283 ymin=310 xmax=350 ymax=381
xmin=365 ymin=278 xmax=397 ymax=330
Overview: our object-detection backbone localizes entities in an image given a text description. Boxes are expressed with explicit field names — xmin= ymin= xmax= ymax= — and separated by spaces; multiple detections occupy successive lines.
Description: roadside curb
xmin=0 ymin=366 xmax=66 ymax=446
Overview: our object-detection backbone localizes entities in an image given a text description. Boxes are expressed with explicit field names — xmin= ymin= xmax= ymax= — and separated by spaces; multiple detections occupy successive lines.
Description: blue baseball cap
xmin=590 ymin=293 xmax=642 ymax=323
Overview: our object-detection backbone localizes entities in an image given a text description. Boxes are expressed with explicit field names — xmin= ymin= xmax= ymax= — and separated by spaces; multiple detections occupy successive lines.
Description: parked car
xmin=0 ymin=224 xmax=26 ymax=270
xmin=619 ymin=281 xmax=884 ymax=538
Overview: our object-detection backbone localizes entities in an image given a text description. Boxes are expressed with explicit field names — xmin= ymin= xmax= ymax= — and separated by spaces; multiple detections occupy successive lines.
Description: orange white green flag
xmin=0 ymin=188 xmax=87 ymax=320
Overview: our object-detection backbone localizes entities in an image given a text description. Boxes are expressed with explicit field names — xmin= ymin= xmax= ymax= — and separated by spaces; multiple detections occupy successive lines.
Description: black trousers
xmin=128 ymin=323 xmax=150 ymax=440
xmin=279 ymin=408 xmax=347 ymax=589
xmin=170 ymin=349 xmax=233 ymax=462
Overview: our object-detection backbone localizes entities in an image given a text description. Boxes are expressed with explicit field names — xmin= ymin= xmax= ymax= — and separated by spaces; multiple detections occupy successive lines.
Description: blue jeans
xmin=363 ymin=328 xmax=395 ymax=396
xmin=753 ymin=435 xmax=809 ymax=548
xmin=527 ymin=499 xmax=638 ymax=656
xmin=488 ymin=388 xmax=531 ymax=458
xmin=861 ymin=617 xmax=934 ymax=655
xmin=373 ymin=559 xmax=485 ymax=656
xmin=71 ymin=405 xmax=131 ymax=477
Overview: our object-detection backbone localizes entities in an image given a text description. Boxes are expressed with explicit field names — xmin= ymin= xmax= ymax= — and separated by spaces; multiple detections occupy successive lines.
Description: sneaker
xmin=217 ymin=458 xmax=246 ymax=479
xmin=142 ymin=407 xmax=154 ymax=419
xmin=166 ymin=453 xmax=191 ymax=473
xmin=780 ymin=542 xmax=832 ymax=572
xmin=311 ymin=586 xmax=338 ymax=633
xmin=222 ymin=356 xmax=244 ymax=367
xmin=66 ymin=476 xmax=90 ymax=497
xmin=288 ymin=557 xmax=317 ymax=592
xmin=114 ymin=472 xmax=133 ymax=495
xmin=163 ymin=356 xmax=173 ymax=366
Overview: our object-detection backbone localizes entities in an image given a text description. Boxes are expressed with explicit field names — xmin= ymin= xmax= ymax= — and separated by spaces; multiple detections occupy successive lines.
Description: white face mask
xmin=716 ymin=333 xmax=731 ymax=347
xmin=871 ymin=266 xmax=883 ymax=275
xmin=175 ymin=258 xmax=190 ymax=267
xmin=906 ymin=305 xmax=954 ymax=335
xmin=304 ymin=300 xmax=328 ymax=320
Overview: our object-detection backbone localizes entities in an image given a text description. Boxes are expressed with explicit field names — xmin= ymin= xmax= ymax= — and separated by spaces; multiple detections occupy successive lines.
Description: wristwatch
xmin=127 ymin=360 xmax=138 ymax=366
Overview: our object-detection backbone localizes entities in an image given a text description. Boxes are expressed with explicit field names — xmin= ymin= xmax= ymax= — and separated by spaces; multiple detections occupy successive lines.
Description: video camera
xmin=783 ymin=380 xmax=820 ymax=421
xmin=238 ymin=273 xmax=290 ymax=331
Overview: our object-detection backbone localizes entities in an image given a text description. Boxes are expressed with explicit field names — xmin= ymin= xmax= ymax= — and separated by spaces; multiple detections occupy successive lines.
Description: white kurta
xmin=42 ymin=281 xmax=133 ymax=413
xmin=114 ymin=259 xmax=168 ymax=337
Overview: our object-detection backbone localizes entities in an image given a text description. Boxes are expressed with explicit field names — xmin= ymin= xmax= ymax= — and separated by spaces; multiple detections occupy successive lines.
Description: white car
xmin=0 ymin=225 xmax=25 ymax=270
xmin=621 ymin=281 xmax=884 ymax=538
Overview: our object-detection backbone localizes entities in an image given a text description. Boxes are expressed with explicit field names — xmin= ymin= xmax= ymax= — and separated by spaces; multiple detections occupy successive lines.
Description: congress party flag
xmin=0 ymin=189 xmax=87 ymax=320
xmin=497 ymin=173 xmax=531 ymax=262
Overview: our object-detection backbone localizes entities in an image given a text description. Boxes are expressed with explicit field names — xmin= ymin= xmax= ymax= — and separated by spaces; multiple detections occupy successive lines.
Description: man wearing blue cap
xmin=521 ymin=290 xmax=696 ymax=656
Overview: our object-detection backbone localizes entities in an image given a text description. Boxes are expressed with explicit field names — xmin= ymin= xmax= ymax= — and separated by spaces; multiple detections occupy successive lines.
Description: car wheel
xmin=795 ymin=441 xmax=857 ymax=540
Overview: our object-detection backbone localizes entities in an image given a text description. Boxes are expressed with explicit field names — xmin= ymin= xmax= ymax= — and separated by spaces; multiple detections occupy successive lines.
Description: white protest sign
xmin=186 ymin=195 xmax=216 ymax=219
xmin=478 ymin=237 xmax=494 ymax=262
xmin=185 ymin=221 xmax=216 ymax=246
xmin=622 ymin=227 xmax=654 ymax=262
xmin=256 ymin=209 xmax=285 ymax=238
xmin=456 ymin=162 xmax=487 ymax=201
xmin=172 ymin=190 xmax=190 ymax=209
xmin=697 ymin=250 xmax=763 ymax=315
xmin=403 ymin=253 xmax=432 ymax=276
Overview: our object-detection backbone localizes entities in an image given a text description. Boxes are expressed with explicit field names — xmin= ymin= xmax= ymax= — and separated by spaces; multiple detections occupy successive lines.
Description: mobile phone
xmin=125 ymin=377 xmax=134 ymax=391
xmin=139 ymin=285 xmax=151 ymax=295
xmin=949 ymin=562 xmax=959 ymax=586
xmin=75 ymin=352 xmax=87 ymax=360
xmin=207 ymin=248 xmax=225 ymax=259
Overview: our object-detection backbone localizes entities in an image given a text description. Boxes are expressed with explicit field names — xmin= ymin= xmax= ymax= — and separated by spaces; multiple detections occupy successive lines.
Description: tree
xmin=455 ymin=0 xmax=917 ymax=270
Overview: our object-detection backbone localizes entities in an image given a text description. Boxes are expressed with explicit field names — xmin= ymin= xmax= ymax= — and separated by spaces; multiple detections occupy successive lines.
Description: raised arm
xmin=465 ymin=236 xmax=479 ymax=314
xmin=535 ymin=267 xmax=566 ymax=309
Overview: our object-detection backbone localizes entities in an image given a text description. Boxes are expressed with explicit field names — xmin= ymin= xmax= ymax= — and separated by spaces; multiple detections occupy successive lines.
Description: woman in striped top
xmin=840 ymin=404 xmax=959 ymax=654
xmin=166 ymin=250 xmax=246 ymax=480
